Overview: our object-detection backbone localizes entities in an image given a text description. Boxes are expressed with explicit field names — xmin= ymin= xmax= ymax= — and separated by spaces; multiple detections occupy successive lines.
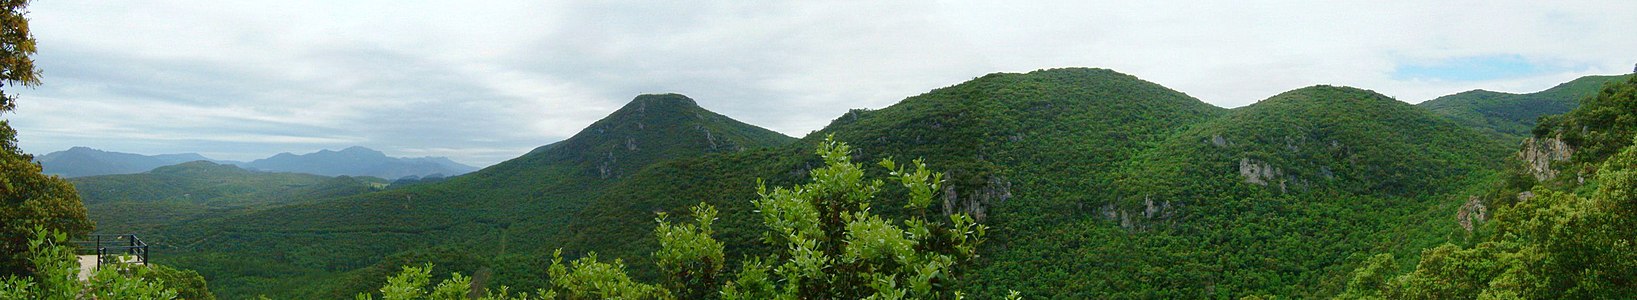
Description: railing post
xmin=95 ymin=235 xmax=102 ymax=269
xmin=137 ymin=236 xmax=148 ymax=265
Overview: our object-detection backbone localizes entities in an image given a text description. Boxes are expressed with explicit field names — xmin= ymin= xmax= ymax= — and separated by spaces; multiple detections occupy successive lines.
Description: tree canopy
xmin=0 ymin=0 xmax=92 ymax=278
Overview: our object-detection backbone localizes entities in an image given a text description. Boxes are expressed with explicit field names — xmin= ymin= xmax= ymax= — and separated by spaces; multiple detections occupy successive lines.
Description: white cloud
xmin=11 ymin=1 xmax=1637 ymax=166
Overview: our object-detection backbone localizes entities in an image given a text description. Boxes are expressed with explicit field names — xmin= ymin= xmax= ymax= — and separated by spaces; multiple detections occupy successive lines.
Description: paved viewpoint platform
xmin=76 ymin=255 xmax=97 ymax=281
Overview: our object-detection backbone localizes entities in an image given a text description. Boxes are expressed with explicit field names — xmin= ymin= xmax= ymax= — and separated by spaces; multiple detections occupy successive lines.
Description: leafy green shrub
xmin=359 ymin=138 xmax=1008 ymax=299
xmin=0 ymin=227 xmax=184 ymax=299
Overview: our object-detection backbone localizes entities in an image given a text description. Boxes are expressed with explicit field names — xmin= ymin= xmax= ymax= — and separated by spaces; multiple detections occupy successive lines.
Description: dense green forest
xmin=57 ymin=66 xmax=1618 ymax=299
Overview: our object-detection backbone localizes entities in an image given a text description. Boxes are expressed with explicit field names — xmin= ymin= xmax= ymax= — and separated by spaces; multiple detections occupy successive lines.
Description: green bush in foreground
xmin=0 ymin=226 xmax=191 ymax=300
xmin=358 ymin=137 xmax=1016 ymax=299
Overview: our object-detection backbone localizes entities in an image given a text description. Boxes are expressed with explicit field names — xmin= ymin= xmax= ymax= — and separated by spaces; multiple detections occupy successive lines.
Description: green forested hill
xmin=153 ymin=94 xmax=795 ymax=299
xmin=72 ymin=161 xmax=385 ymax=234
xmin=1419 ymin=74 xmax=1633 ymax=142
xmin=1082 ymin=86 xmax=1510 ymax=297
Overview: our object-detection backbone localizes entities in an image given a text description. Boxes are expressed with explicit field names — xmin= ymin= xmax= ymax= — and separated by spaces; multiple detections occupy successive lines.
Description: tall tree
xmin=0 ymin=0 xmax=93 ymax=277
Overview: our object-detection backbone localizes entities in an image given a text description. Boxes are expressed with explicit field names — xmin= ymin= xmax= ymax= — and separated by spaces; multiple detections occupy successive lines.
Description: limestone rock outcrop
xmin=1519 ymin=136 xmax=1572 ymax=181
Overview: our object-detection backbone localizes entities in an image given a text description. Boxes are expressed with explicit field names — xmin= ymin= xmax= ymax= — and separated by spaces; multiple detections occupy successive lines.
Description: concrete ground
xmin=76 ymin=255 xmax=97 ymax=281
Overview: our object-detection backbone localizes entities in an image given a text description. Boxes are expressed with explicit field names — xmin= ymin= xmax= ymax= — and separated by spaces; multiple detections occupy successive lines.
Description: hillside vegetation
xmin=71 ymin=161 xmax=385 ymax=234
xmin=1419 ymin=74 xmax=1632 ymax=143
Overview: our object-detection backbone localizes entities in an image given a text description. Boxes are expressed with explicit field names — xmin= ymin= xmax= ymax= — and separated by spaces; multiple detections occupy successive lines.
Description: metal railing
xmin=73 ymin=234 xmax=149 ymax=269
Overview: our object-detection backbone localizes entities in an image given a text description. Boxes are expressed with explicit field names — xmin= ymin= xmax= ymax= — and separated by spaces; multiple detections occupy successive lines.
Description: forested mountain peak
xmin=805 ymin=67 xmax=1224 ymax=206
xmin=814 ymin=67 xmax=1222 ymax=158
xmin=1258 ymin=85 xmax=1393 ymax=106
xmin=823 ymin=67 xmax=1210 ymax=125
xmin=491 ymin=93 xmax=794 ymax=180
xmin=625 ymin=93 xmax=699 ymax=111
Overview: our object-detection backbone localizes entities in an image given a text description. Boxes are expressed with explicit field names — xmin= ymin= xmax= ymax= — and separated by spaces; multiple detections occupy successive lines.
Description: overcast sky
xmin=10 ymin=1 xmax=1636 ymax=167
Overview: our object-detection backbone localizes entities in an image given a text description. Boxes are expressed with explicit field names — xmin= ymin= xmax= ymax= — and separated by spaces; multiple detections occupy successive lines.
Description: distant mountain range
xmin=240 ymin=146 xmax=478 ymax=179
xmin=34 ymin=146 xmax=477 ymax=179
xmin=33 ymin=147 xmax=222 ymax=177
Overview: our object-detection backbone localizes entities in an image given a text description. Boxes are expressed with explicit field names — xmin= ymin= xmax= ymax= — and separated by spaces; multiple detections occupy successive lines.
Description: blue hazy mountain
xmin=34 ymin=147 xmax=217 ymax=177
xmin=239 ymin=146 xmax=479 ymax=179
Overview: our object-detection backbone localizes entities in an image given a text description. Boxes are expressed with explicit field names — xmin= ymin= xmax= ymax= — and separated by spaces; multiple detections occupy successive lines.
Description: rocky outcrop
xmin=941 ymin=175 xmax=1011 ymax=222
xmin=1239 ymin=158 xmax=1287 ymax=192
xmin=1519 ymin=136 xmax=1572 ymax=181
xmin=702 ymin=127 xmax=718 ymax=150
xmin=1098 ymin=196 xmax=1179 ymax=231
xmin=597 ymin=151 xmax=617 ymax=179
xmin=1457 ymin=195 xmax=1488 ymax=232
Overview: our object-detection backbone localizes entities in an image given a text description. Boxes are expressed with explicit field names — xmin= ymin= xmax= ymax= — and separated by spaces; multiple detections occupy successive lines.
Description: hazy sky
xmin=11 ymin=1 xmax=1636 ymax=166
